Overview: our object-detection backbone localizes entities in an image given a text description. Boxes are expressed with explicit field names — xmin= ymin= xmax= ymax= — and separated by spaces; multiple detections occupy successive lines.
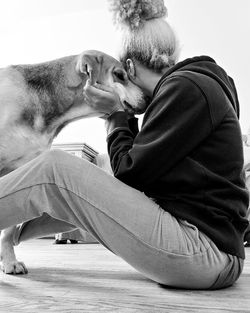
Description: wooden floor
xmin=0 ymin=239 xmax=250 ymax=312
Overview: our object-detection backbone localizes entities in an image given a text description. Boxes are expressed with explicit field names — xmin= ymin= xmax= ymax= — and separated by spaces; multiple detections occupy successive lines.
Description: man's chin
xmin=124 ymin=103 xmax=144 ymax=115
xmin=124 ymin=95 xmax=151 ymax=115
xmin=134 ymin=95 xmax=151 ymax=115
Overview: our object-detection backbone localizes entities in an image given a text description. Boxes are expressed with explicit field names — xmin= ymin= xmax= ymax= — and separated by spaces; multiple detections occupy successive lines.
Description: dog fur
xmin=0 ymin=50 xmax=146 ymax=274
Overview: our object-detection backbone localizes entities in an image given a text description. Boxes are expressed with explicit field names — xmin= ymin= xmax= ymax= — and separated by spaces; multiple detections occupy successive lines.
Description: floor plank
xmin=0 ymin=239 xmax=250 ymax=312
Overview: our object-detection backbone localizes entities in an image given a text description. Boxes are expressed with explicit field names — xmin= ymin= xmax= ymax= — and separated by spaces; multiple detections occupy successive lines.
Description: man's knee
xmin=36 ymin=149 xmax=93 ymax=183
xmin=39 ymin=149 xmax=75 ymax=168
xmin=33 ymin=149 xmax=70 ymax=180
xmin=41 ymin=149 xmax=68 ymax=164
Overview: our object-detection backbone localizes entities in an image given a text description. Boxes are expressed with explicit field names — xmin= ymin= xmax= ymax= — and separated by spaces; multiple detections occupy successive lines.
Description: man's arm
xmin=106 ymin=76 xmax=212 ymax=191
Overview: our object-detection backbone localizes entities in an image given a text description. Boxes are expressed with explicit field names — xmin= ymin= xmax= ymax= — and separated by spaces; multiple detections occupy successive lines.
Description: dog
xmin=0 ymin=50 xmax=146 ymax=274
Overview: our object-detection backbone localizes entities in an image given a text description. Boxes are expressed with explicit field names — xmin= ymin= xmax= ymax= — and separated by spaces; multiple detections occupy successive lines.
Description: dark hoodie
xmin=106 ymin=56 xmax=249 ymax=259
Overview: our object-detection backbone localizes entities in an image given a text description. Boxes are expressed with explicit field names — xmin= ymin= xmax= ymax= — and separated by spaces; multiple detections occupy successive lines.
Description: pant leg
xmin=0 ymin=150 xmax=242 ymax=289
xmin=54 ymin=228 xmax=98 ymax=243
xmin=13 ymin=214 xmax=78 ymax=245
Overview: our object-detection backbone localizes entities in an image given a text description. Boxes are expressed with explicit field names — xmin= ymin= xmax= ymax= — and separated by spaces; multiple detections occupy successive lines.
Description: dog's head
xmin=76 ymin=50 xmax=147 ymax=115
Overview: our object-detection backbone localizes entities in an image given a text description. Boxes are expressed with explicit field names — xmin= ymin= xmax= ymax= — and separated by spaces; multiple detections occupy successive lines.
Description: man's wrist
xmin=105 ymin=111 xmax=129 ymax=135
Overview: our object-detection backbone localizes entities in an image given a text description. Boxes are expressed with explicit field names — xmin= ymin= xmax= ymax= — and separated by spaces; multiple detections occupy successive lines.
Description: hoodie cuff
xmin=105 ymin=111 xmax=129 ymax=136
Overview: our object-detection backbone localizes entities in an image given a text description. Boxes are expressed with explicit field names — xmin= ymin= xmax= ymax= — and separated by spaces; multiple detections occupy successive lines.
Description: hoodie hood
xmin=154 ymin=56 xmax=240 ymax=118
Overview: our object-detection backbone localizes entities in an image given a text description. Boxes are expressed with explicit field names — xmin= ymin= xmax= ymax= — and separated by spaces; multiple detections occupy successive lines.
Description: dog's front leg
xmin=0 ymin=226 xmax=28 ymax=274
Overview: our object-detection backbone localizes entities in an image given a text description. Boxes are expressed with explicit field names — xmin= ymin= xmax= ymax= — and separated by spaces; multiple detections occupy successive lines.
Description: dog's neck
xmin=11 ymin=57 xmax=91 ymax=139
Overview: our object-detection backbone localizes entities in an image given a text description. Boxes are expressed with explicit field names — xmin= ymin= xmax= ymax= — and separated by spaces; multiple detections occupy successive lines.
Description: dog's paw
xmin=0 ymin=260 xmax=28 ymax=275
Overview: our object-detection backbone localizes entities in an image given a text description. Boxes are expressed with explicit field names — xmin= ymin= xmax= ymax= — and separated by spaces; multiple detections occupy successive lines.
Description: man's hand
xmin=83 ymin=80 xmax=125 ymax=118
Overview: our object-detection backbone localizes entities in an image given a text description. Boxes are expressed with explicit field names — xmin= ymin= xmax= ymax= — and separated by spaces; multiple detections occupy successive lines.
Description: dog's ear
xmin=63 ymin=57 xmax=84 ymax=88
xmin=76 ymin=51 xmax=102 ymax=85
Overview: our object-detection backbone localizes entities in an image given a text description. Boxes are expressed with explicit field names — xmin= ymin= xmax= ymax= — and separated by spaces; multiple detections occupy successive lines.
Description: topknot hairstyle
xmin=108 ymin=0 xmax=179 ymax=72
xmin=108 ymin=0 xmax=167 ymax=29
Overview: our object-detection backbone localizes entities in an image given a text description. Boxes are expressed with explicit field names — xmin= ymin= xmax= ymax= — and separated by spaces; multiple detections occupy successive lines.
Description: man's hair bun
xmin=108 ymin=0 xmax=168 ymax=29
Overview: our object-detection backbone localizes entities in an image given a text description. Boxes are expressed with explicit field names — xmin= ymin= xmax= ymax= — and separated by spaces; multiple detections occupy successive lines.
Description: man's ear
xmin=126 ymin=59 xmax=136 ymax=80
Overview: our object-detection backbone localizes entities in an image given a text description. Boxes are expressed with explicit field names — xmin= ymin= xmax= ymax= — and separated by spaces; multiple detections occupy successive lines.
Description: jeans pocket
xmin=209 ymin=255 xmax=244 ymax=290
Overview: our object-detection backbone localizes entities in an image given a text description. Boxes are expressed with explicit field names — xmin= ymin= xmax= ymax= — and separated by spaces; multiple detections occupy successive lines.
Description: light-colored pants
xmin=0 ymin=150 xmax=243 ymax=289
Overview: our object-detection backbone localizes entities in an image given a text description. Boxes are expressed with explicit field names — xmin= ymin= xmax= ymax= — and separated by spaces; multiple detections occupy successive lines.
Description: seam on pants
xmin=0 ymin=186 xmax=42 ymax=200
xmin=56 ymin=184 xmax=212 ymax=258
xmin=3 ymin=182 xmax=212 ymax=258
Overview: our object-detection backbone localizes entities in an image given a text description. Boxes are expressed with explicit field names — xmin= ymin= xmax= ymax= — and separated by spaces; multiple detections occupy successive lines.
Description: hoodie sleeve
xmin=106 ymin=75 xmax=213 ymax=191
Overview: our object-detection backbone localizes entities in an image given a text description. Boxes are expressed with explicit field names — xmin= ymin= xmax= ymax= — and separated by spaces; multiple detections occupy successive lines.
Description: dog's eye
xmin=113 ymin=69 xmax=127 ymax=82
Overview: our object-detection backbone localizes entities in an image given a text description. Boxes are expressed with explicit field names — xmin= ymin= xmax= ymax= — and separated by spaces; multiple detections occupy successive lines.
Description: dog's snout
xmin=113 ymin=68 xmax=128 ymax=84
